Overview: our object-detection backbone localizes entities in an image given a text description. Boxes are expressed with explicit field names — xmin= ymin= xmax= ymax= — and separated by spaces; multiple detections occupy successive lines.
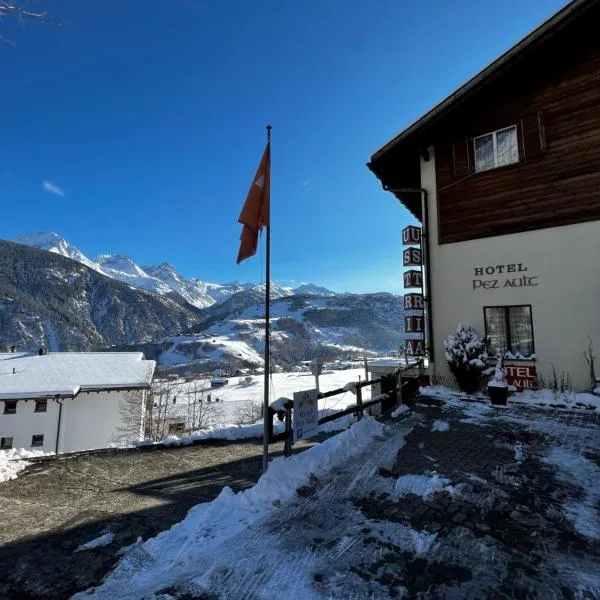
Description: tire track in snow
xmin=175 ymin=419 xmax=415 ymax=600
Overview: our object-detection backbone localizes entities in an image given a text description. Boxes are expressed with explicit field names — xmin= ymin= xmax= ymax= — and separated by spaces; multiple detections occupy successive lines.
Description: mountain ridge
xmin=11 ymin=232 xmax=336 ymax=308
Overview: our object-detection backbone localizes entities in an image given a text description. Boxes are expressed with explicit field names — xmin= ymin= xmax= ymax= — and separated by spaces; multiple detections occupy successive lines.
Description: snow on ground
xmin=431 ymin=419 xmax=450 ymax=432
xmin=542 ymin=447 xmax=600 ymax=541
xmin=76 ymin=417 xmax=412 ymax=600
xmin=393 ymin=472 xmax=454 ymax=500
xmin=0 ymin=448 xmax=51 ymax=483
xmin=421 ymin=384 xmax=600 ymax=410
xmin=75 ymin=533 xmax=115 ymax=553
xmin=391 ymin=404 xmax=410 ymax=418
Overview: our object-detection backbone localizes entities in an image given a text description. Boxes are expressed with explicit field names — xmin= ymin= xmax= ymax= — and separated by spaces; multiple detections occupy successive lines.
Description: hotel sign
xmin=472 ymin=263 xmax=539 ymax=291
xmin=402 ymin=225 xmax=426 ymax=357
xmin=404 ymin=293 xmax=423 ymax=310
xmin=403 ymin=270 xmax=423 ymax=288
xmin=504 ymin=361 xmax=538 ymax=391
xmin=402 ymin=226 xmax=421 ymax=245
xmin=403 ymin=247 xmax=422 ymax=267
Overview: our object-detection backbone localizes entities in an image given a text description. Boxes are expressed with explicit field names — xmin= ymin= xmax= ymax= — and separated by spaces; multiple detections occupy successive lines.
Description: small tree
xmin=444 ymin=324 xmax=488 ymax=393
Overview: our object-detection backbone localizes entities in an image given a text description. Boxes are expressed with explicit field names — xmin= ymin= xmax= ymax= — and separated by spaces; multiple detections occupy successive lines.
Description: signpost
xmin=310 ymin=359 xmax=324 ymax=393
xmin=293 ymin=389 xmax=319 ymax=442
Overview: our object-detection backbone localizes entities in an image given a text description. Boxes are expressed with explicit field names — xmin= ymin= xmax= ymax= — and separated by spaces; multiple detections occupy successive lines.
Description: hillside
xmin=0 ymin=240 xmax=203 ymax=352
xmin=118 ymin=292 xmax=404 ymax=372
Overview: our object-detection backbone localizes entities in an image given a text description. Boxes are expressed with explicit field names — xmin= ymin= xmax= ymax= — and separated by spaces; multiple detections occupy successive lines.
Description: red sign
xmin=403 ymin=247 xmax=422 ymax=267
xmin=405 ymin=315 xmax=424 ymax=334
xmin=403 ymin=270 xmax=422 ymax=288
xmin=402 ymin=226 xmax=421 ymax=245
xmin=504 ymin=361 xmax=538 ymax=391
xmin=406 ymin=339 xmax=426 ymax=356
xmin=404 ymin=293 xmax=424 ymax=311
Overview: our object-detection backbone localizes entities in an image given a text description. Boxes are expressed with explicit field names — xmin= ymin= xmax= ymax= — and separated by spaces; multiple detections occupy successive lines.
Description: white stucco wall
xmin=0 ymin=389 xmax=146 ymax=454
xmin=421 ymin=147 xmax=600 ymax=391
xmin=0 ymin=399 xmax=60 ymax=452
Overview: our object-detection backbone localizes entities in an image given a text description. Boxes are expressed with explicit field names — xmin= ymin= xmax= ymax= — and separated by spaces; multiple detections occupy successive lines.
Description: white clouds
xmin=42 ymin=181 xmax=65 ymax=197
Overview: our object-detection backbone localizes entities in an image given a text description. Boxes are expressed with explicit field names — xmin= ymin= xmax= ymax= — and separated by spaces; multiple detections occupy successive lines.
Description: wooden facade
xmin=368 ymin=0 xmax=600 ymax=243
xmin=435 ymin=20 xmax=600 ymax=244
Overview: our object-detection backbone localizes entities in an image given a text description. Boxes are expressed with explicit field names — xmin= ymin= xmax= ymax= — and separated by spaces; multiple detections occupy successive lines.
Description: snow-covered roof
xmin=0 ymin=352 xmax=156 ymax=401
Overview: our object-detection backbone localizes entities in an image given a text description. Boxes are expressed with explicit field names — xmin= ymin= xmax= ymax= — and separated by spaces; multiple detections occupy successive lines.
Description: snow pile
xmin=75 ymin=532 xmax=115 ymax=553
xmin=542 ymin=447 xmax=600 ymax=541
xmin=0 ymin=448 xmax=50 ymax=483
xmin=78 ymin=417 xmax=387 ymax=599
xmin=431 ymin=420 xmax=449 ymax=432
xmin=391 ymin=404 xmax=410 ymax=418
xmin=393 ymin=472 xmax=453 ymax=500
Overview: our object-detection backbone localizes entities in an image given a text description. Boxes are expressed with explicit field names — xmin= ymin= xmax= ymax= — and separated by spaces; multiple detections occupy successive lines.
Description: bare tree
xmin=1 ymin=1 xmax=56 ymax=44
xmin=185 ymin=376 xmax=222 ymax=431
xmin=117 ymin=377 xmax=179 ymax=443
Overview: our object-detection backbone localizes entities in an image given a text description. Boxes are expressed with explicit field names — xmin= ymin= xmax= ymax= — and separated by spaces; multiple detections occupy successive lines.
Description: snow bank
xmin=0 ymin=448 xmax=50 ymax=483
xmin=79 ymin=418 xmax=387 ymax=599
xmin=75 ymin=533 xmax=115 ymax=552
xmin=393 ymin=472 xmax=453 ymax=500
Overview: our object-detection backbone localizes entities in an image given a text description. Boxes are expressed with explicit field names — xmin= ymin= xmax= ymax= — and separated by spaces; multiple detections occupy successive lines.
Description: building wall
xmin=433 ymin=21 xmax=600 ymax=244
xmin=0 ymin=389 xmax=146 ymax=453
xmin=0 ymin=399 xmax=60 ymax=452
xmin=422 ymin=147 xmax=600 ymax=391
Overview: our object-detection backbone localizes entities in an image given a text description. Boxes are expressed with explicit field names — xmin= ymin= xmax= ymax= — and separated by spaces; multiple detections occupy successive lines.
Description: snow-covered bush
xmin=443 ymin=324 xmax=488 ymax=393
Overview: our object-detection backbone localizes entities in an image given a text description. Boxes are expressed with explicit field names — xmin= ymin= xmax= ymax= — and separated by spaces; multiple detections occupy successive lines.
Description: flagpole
xmin=262 ymin=124 xmax=272 ymax=474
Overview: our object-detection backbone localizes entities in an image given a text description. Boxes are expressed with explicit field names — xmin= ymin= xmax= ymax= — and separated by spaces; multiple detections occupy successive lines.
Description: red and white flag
xmin=237 ymin=142 xmax=270 ymax=264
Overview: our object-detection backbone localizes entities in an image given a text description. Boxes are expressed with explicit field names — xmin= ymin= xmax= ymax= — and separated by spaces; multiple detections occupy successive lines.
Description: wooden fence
xmin=268 ymin=359 xmax=425 ymax=455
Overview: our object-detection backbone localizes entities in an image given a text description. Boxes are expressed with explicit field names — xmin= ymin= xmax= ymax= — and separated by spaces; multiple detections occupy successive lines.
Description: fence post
xmin=284 ymin=404 xmax=292 ymax=457
xmin=267 ymin=407 xmax=275 ymax=444
xmin=356 ymin=384 xmax=363 ymax=421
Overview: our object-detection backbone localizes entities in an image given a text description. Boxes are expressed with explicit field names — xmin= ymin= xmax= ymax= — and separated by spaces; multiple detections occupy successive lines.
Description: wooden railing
xmin=268 ymin=358 xmax=425 ymax=455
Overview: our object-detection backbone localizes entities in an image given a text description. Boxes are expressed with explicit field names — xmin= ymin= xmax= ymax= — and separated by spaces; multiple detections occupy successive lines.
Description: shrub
xmin=443 ymin=324 xmax=488 ymax=393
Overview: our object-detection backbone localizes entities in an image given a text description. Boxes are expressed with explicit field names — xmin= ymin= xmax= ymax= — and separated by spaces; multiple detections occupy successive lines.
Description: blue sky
xmin=0 ymin=0 xmax=566 ymax=293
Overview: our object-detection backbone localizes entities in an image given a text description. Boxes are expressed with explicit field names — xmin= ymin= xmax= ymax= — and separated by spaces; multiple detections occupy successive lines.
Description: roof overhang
xmin=367 ymin=0 xmax=597 ymax=219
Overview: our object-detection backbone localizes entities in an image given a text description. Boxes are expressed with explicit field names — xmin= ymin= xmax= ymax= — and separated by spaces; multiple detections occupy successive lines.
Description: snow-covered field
xmin=149 ymin=368 xmax=372 ymax=445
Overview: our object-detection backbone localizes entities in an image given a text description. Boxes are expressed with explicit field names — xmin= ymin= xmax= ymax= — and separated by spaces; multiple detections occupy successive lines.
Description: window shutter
xmin=520 ymin=111 xmax=546 ymax=160
xmin=452 ymin=136 xmax=473 ymax=178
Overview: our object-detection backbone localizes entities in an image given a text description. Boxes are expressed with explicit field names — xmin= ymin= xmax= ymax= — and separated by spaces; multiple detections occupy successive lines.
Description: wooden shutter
xmin=520 ymin=111 xmax=546 ymax=160
xmin=453 ymin=136 xmax=473 ymax=178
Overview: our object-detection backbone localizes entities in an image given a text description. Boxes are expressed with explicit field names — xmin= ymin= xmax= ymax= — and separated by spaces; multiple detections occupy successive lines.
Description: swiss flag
xmin=237 ymin=142 xmax=270 ymax=264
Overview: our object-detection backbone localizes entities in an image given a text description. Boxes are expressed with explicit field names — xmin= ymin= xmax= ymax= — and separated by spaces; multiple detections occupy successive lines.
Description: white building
xmin=369 ymin=1 xmax=600 ymax=392
xmin=0 ymin=352 xmax=156 ymax=454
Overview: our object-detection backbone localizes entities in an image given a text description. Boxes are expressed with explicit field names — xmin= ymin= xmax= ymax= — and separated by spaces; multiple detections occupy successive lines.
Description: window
xmin=474 ymin=125 xmax=519 ymax=172
xmin=3 ymin=401 xmax=17 ymax=415
xmin=35 ymin=399 xmax=48 ymax=413
xmin=0 ymin=437 xmax=13 ymax=450
xmin=168 ymin=422 xmax=185 ymax=435
xmin=484 ymin=305 xmax=534 ymax=358
xmin=31 ymin=434 xmax=44 ymax=447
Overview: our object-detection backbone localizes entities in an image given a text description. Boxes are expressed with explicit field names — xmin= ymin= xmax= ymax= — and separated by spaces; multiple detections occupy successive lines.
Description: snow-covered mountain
xmin=11 ymin=233 xmax=335 ymax=309
xmin=0 ymin=239 xmax=203 ymax=352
